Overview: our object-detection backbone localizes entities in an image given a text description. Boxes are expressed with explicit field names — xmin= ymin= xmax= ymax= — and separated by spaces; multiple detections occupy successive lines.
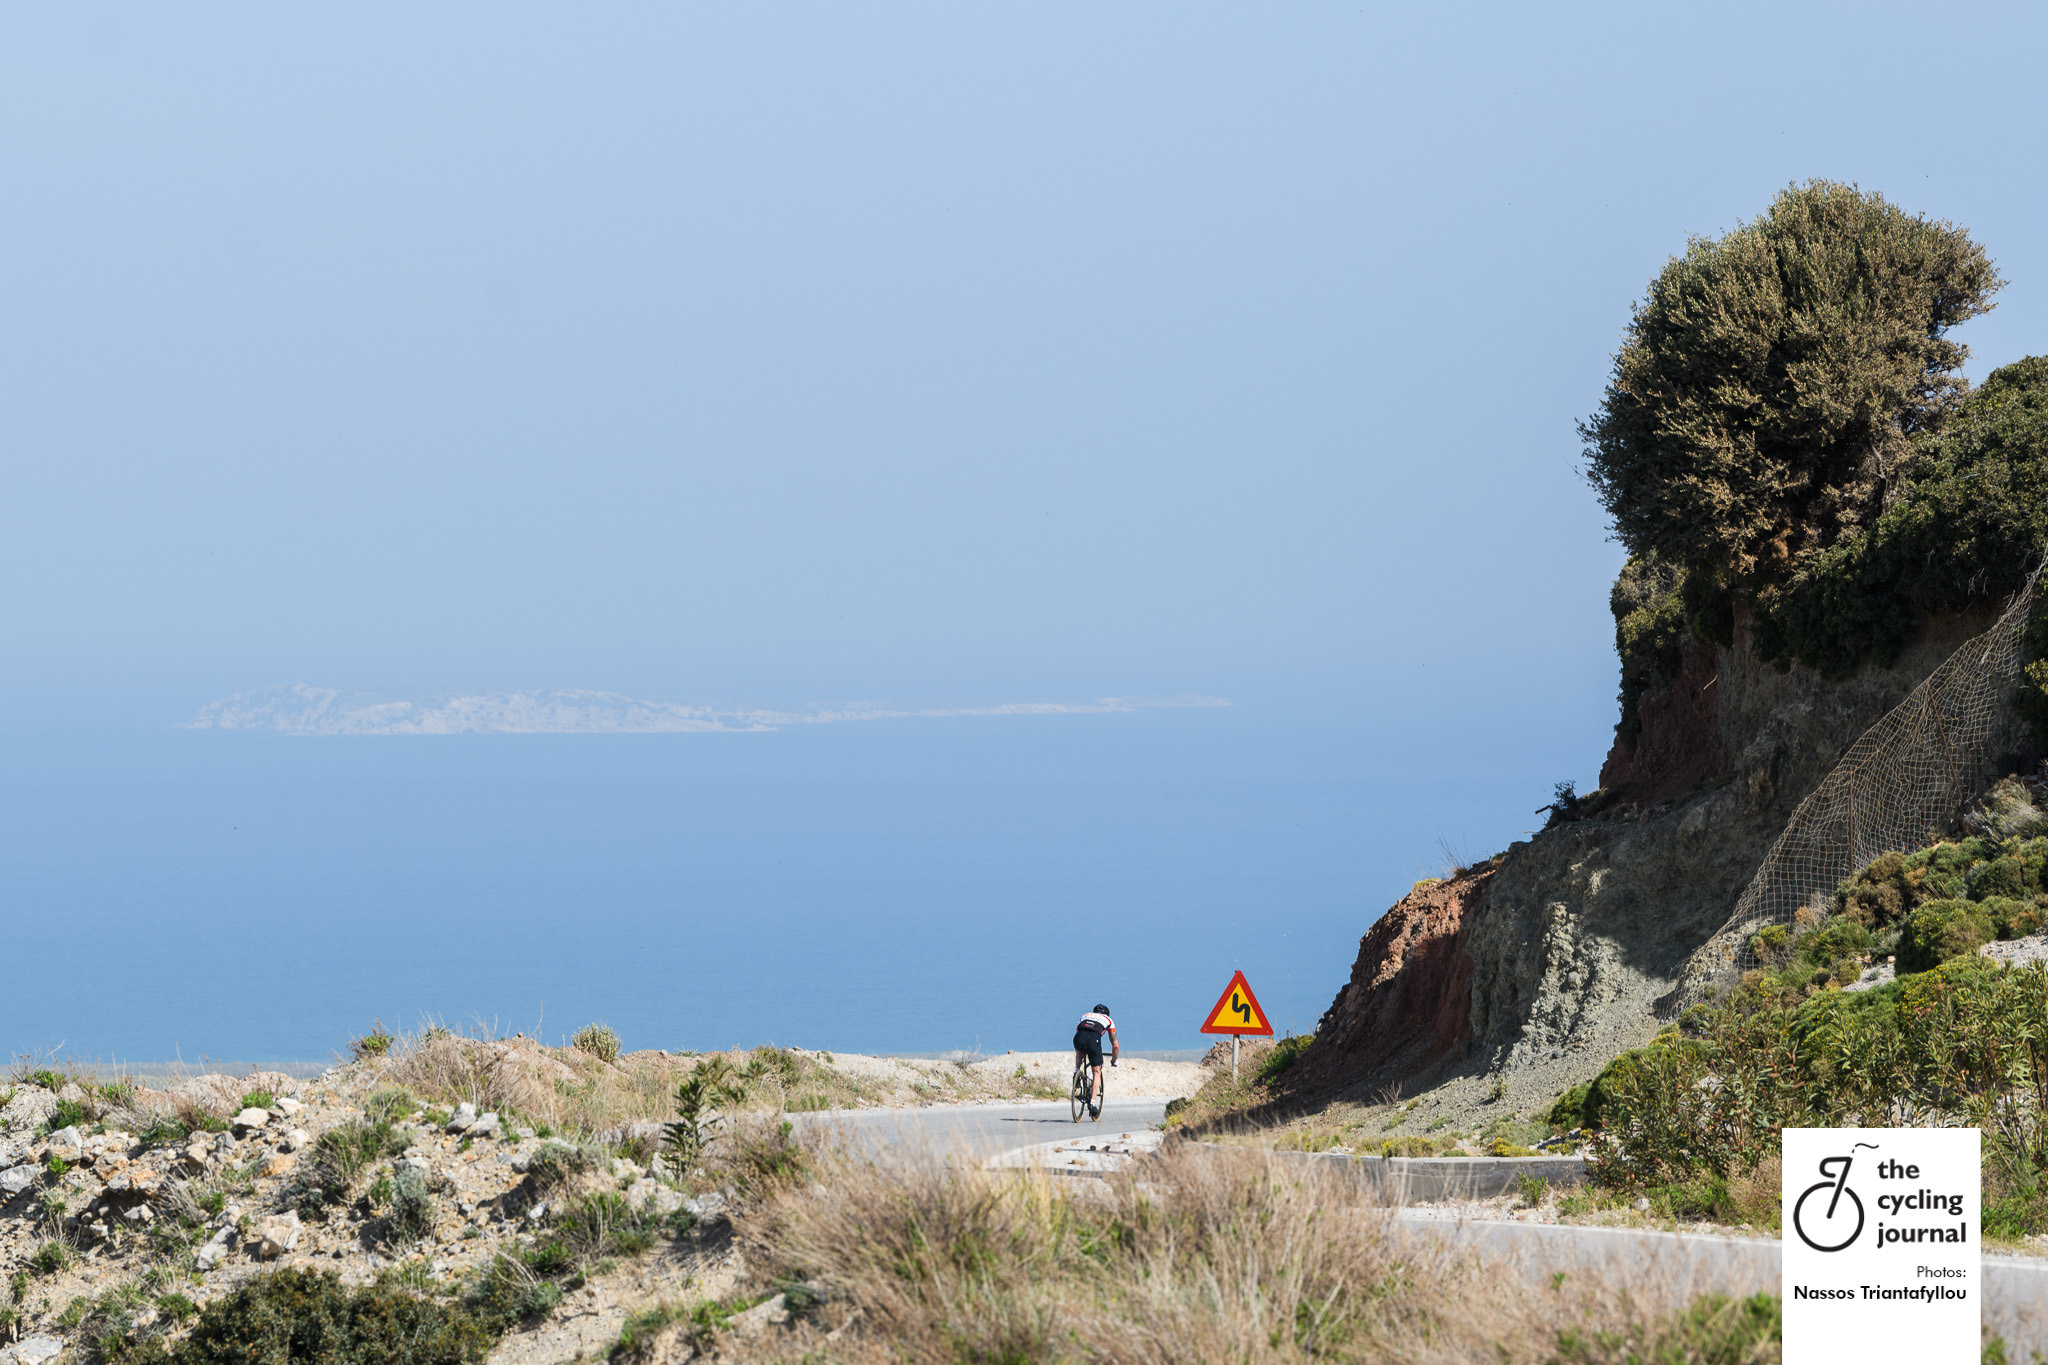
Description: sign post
xmin=1199 ymin=970 xmax=1274 ymax=1080
xmin=1782 ymin=1128 xmax=1979 ymax=1361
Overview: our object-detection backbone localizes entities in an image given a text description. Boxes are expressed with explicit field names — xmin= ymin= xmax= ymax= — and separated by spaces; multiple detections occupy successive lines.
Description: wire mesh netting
xmin=1680 ymin=571 xmax=2043 ymax=1003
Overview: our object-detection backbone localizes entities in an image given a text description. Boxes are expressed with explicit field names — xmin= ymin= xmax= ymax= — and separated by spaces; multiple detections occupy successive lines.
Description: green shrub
xmin=1546 ymin=1083 xmax=1590 ymax=1132
xmin=1800 ymin=917 xmax=1872 ymax=964
xmin=107 ymin=1266 xmax=490 ymax=1364
xmin=138 ymin=1114 xmax=194 ymax=1149
xmin=1980 ymin=896 xmax=2046 ymax=941
xmin=469 ymin=1252 xmax=563 ymax=1330
xmin=663 ymin=1058 xmax=754 ymax=1178
xmin=1970 ymin=856 xmax=2027 ymax=901
xmin=726 ymin=1119 xmax=808 ymax=1196
xmin=310 ymin=1118 xmax=409 ymax=1193
xmin=1837 ymin=850 xmax=1910 ymax=927
xmin=552 ymin=1190 xmax=664 ymax=1264
xmin=523 ymin=1142 xmax=602 ymax=1193
xmin=1983 ymin=1188 xmax=2048 ymax=1241
xmin=45 ymin=1098 xmax=89 ymax=1133
xmin=239 ymin=1091 xmax=276 ymax=1111
xmin=29 ymin=1240 xmax=70 ymax=1275
xmin=351 ymin=1023 xmax=396 ymax=1060
xmin=1583 ymin=1038 xmax=1701 ymax=1134
xmin=1583 ymin=182 xmax=1999 ymax=602
xmin=571 ymin=1024 xmax=622 ymax=1064
xmin=1609 ymin=553 xmax=1691 ymax=747
xmin=1897 ymin=899 xmax=1995 ymax=974
xmin=1554 ymin=1291 xmax=1781 ymax=1365
xmin=387 ymin=1165 xmax=435 ymax=1243
xmin=1258 ymin=1034 xmax=1314 ymax=1083
xmin=1749 ymin=356 xmax=2048 ymax=677
xmin=362 ymin=1087 xmax=415 ymax=1122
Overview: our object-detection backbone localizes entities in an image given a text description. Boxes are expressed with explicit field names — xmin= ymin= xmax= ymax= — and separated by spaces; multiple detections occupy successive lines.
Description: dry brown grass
xmin=380 ymin=1025 xmax=679 ymax=1135
xmin=712 ymin=1138 xmax=1780 ymax=1364
xmin=378 ymin=1024 xmax=885 ymax=1139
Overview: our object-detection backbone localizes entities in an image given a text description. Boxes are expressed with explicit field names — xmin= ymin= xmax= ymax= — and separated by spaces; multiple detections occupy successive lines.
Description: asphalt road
xmin=793 ymin=1098 xmax=1168 ymax=1163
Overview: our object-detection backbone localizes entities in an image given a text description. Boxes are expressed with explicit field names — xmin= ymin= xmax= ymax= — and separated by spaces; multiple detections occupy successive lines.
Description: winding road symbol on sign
xmin=1200 ymin=971 xmax=1273 ymax=1037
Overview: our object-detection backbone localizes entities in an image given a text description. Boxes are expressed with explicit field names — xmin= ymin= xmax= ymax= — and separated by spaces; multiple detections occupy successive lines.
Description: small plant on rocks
xmin=572 ymin=1023 xmax=622 ymax=1064
xmin=106 ymin=1266 xmax=490 ymax=1365
xmin=663 ymin=1057 xmax=754 ymax=1178
xmin=351 ymin=1021 xmax=397 ymax=1060
xmin=309 ymin=1117 xmax=410 ymax=1195
xmin=386 ymin=1164 xmax=436 ymax=1244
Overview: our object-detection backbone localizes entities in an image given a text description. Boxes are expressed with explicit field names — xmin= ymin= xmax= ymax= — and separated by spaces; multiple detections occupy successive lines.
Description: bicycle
xmin=1070 ymin=1053 xmax=1113 ymax=1122
xmin=1792 ymin=1148 xmax=1870 ymax=1252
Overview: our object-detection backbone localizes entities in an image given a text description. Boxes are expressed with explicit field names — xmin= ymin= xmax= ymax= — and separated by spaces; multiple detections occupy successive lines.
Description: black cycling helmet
xmin=1093 ymin=1003 xmax=1110 ymax=1015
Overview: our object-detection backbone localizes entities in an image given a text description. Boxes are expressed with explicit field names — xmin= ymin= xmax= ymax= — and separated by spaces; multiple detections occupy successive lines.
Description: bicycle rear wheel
xmin=1070 ymin=1062 xmax=1089 ymax=1121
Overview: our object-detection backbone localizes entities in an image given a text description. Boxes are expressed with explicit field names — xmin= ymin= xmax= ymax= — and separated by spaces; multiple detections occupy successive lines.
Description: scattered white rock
xmin=105 ymin=1167 xmax=162 ymax=1195
xmin=48 ymin=1125 xmax=83 ymax=1150
xmin=123 ymin=1204 xmax=155 ymax=1224
xmin=195 ymin=1228 xmax=234 ymax=1269
xmin=447 ymin=1103 xmax=477 ymax=1134
xmin=625 ymin=1179 xmax=686 ymax=1216
xmin=684 ymin=1191 xmax=727 ymax=1217
xmin=3 ymin=1337 xmax=66 ymax=1365
xmin=233 ymin=1107 xmax=271 ymax=1133
xmin=274 ymin=1096 xmax=304 ymax=1118
xmin=0 ymin=1164 xmax=37 ymax=1196
xmin=470 ymin=1112 xmax=501 ymax=1139
xmin=526 ymin=1201 xmax=548 ymax=1222
xmin=730 ymin=1293 xmax=790 ymax=1332
xmin=1632 ymin=1197 xmax=1652 ymax=1212
xmin=284 ymin=1128 xmax=311 ymax=1153
xmin=256 ymin=1210 xmax=301 ymax=1258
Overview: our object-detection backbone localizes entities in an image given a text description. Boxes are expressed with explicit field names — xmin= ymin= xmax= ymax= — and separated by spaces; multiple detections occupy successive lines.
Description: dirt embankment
xmin=1286 ymin=868 xmax=1489 ymax=1102
xmin=1598 ymin=642 xmax=1723 ymax=805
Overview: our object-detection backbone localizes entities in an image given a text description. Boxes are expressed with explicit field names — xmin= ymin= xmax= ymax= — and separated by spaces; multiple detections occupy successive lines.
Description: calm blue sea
xmin=0 ymin=703 xmax=1573 ymax=1066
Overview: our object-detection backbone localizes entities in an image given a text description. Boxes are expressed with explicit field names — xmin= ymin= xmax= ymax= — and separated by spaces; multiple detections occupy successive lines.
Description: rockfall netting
xmin=1679 ymin=571 xmax=2043 ymax=1003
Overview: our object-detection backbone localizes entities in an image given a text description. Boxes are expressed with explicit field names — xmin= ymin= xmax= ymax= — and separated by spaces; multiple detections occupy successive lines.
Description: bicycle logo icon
xmin=1791 ymin=1141 xmax=1878 ymax=1252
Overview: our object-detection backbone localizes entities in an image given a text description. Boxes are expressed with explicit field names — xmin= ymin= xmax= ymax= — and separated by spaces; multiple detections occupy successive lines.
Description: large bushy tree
xmin=1582 ymin=182 xmax=2002 ymax=592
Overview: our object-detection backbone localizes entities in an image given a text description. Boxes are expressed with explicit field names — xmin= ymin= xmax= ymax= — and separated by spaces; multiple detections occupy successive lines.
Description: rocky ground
xmin=0 ymin=1041 xmax=1203 ymax=1363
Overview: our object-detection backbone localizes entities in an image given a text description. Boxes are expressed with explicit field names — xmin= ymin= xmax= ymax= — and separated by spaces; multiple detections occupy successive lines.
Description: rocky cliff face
xmin=1292 ymin=869 xmax=1486 ymax=1098
xmin=1305 ymin=604 xmax=2032 ymax=1115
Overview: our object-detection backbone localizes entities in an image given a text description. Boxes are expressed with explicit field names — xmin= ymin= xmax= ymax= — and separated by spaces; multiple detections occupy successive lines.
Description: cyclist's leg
xmin=1090 ymin=1063 xmax=1103 ymax=1103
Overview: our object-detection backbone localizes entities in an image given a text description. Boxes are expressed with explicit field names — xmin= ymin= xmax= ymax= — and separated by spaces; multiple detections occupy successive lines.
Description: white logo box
xmin=1783 ymin=1128 xmax=1980 ymax=1361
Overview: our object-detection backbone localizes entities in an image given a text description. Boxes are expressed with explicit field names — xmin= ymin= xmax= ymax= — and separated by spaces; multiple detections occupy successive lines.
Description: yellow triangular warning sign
xmin=1200 ymin=970 xmax=1273 ymax=1036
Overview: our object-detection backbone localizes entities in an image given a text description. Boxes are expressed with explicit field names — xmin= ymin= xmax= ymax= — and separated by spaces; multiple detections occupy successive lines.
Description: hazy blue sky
xmin=3 ymin=5 xmax=2047 ymax=1059
xmin=5 ymin=1 xmax=2039 ymax=741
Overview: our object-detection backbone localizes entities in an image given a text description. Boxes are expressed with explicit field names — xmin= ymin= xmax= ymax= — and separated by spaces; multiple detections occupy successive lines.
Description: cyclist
xmin=1073 ymin=1004 xmax=1118 ymax=1120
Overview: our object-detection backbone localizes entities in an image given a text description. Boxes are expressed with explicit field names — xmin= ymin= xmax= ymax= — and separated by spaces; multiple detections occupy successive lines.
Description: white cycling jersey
xmin=1076 ymin=1011 xmax=1115 ymax=1034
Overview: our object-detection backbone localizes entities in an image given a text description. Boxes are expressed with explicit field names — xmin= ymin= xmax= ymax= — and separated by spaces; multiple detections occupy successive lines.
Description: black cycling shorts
xmin=1073 ymin=1031 xmax=1105 ymax=1067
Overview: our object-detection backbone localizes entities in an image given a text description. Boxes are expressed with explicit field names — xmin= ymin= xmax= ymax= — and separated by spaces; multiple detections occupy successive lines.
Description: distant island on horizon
xmin=182 ymin=682 xmax=1231 ymax=736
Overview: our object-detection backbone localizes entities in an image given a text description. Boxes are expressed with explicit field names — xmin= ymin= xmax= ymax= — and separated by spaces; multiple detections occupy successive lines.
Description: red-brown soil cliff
xmin=1289 ymin=864 xmax=1490 ymax=1100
